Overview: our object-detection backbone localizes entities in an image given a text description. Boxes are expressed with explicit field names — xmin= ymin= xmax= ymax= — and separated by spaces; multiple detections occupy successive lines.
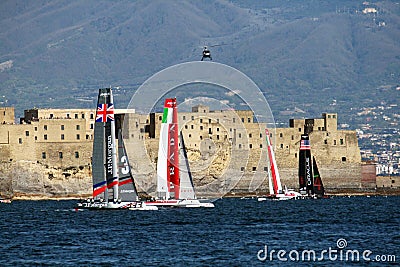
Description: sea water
xmin=0 ymin=196 xmax=398 ymax=266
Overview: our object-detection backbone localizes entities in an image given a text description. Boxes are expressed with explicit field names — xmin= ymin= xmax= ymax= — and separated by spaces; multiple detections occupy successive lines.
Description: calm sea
xmin=0 ymin=196 xmax=398 ymax=266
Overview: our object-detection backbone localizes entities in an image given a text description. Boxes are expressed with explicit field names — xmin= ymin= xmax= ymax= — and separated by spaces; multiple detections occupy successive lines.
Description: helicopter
xmin=201 ymin=46 xmax=212 ymax=61
xmin=199 ymin=43 xmax=230 ymax=61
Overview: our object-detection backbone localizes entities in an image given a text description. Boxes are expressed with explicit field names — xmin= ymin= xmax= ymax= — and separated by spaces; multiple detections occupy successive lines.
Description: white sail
xmin=156 ymin=123 xmax=170 ymax=200
xmin=156 ymin=99 xmax=176 ymax=200
xmin=267 ymin=166 xmax=274 ymax=195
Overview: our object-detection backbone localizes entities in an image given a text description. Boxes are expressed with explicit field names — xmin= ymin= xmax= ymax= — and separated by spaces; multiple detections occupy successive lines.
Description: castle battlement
xmin=0 ymin=106 xmax=373 ymax=196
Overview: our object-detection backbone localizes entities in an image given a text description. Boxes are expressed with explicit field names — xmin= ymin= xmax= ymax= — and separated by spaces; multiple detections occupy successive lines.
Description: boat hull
xmin=145 ymin=199 xmax=215 ymax=208
xmin=75 ymin=200 xmax=158 ymax=210
xmin=258 ymin=196 xmax=298 ymax=201
xmin=258 ymin=190 xmax=303 ymax=201
xmin=298 ymin=194 xmax=330 ymax=200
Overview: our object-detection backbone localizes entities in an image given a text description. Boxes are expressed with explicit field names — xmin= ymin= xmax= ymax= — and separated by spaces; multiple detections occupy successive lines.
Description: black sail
xmin=92 ymin=88 xmax=112 ymax=200
xmin=178 ymin=131 xmax=196 ymax=199
xmin=312 ymin=156 xmax=325 ymax=198
xmin=117 ymin=129 xmax=139 ymax=202
xmin=299 ymin=134 xmax=314 ymax=196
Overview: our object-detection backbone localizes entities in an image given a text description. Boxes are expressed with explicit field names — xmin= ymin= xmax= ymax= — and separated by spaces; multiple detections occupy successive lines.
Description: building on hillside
xmin=362 ymin=7 xmax=377 ymax=14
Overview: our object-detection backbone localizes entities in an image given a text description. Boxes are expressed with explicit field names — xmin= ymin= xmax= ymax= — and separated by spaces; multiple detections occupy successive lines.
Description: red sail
xmin=265 ymin=129 xmax=280 ymax=195
xmin=166 ymin=98 xmax=180 ymax=199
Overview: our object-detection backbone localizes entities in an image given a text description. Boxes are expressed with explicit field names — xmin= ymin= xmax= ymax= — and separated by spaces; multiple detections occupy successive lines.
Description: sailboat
xmin=298 ymin=134 xmax=326 ymax=199
xmin=258 ymin=129 xmax=301 ymax=201
xmin=145 ymin=98 xmax=214 ymax=208
xmin=0 ymin=197 xmax=12 ymax=204
xmin=75 ymin=88 xmax=157 ymax=210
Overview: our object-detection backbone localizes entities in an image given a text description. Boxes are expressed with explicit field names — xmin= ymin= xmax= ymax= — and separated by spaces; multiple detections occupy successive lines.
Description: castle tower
xmin=0 ymin=107 xmax=15 ymax=124
xmin=323 ymin=113 xmax=338 ymax=132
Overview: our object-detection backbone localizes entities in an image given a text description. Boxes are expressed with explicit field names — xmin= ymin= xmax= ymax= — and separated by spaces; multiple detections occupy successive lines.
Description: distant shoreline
xmin=7 ymin=189 xmax=400 ymax=201
xmin=223 ymin=190 xmax=400 ymax=198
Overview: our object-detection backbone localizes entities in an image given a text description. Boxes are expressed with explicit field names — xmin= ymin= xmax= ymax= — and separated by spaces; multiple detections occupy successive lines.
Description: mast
xmin=109 ymin=89 xmax=119 ymax=201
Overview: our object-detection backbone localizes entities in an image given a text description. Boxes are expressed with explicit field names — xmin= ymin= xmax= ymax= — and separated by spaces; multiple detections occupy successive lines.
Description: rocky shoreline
xmin=224 ymin=189 xmax=400 ymax=198
xmin=1 ymin=161 xmax=399 ymax=201
xmin=4 ymin=189 xmax=399 ymax=201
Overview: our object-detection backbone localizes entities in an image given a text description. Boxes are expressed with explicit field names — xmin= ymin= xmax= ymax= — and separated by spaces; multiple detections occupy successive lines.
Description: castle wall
xmin=122 ymin=109 xmax=369 ymax=196
xmin=279 ymin=163 xmax=363 ymax=190
xmin=361 ymin=162 xmax=377 ymax=188
xmin=1 ymin=115 xmax=93 ymax=167
xmin=0 ymin=109 xmax=94 ymax=198
xmin=377 ymin=175 xmax=400 ymax=189
xmin=23 ymin=108 xmax=95 ymax=138
xmin=0 ymin=106 xmax=373 ymax=198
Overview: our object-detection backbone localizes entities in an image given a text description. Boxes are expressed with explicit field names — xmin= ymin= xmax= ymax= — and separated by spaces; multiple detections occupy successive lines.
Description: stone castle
xmin=0 ymin=106 xmax=376 ymax=198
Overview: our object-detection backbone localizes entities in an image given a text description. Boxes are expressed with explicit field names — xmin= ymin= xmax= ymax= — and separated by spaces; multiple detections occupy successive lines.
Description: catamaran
xmin=75 ymin=88 xmax=157 ymax=210
xmin=0 ymin=197 xmax=12 ymax=204
xmin=298 ymin=134 xmax=326 ymax=199
xmin=145 ymin=98 xmax=214 ymax=208
xmin=258 ymin=129 xmax=301 ymax=201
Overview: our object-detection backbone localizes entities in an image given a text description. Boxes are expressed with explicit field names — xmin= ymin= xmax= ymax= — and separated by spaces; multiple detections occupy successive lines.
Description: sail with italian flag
xmin=156 ymin=98 xmax=180 ymax=200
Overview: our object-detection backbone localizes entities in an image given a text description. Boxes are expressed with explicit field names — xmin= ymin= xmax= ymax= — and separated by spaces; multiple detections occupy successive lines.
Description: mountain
xmin=0 ymin=0 xmax=399 ymax=125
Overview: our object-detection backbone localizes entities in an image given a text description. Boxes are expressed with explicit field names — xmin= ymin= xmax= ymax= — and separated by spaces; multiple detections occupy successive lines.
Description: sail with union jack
xmin=96 ymin=103 xmax=114 ymax=122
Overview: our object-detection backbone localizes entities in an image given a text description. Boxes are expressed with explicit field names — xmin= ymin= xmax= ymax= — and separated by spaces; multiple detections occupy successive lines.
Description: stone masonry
xmin=0 ymin=106 xmax=374 ymax=198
